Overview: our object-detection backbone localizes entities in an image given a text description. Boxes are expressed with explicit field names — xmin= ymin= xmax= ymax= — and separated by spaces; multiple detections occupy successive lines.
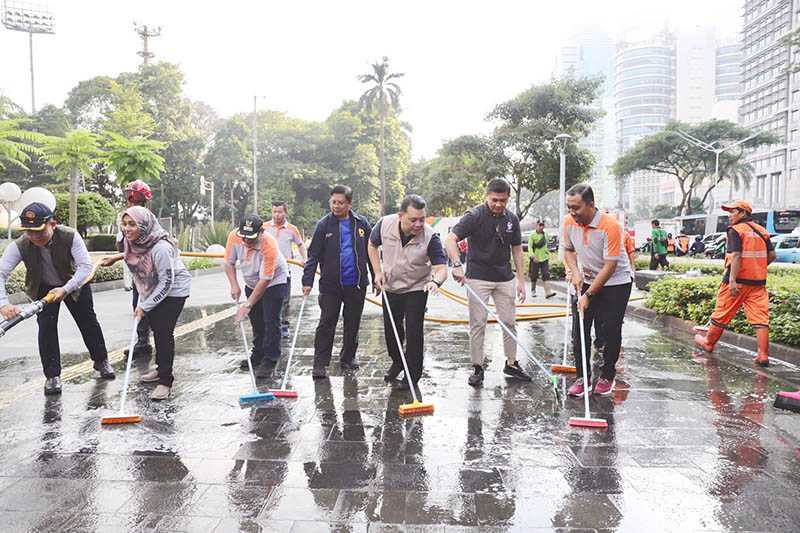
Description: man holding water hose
xmin=561 ymin=184 xmax=632 ymax=398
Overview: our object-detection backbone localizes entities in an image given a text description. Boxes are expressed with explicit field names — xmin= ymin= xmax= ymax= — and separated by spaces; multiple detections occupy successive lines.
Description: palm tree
xmin=358 ymin=56 xmax=404 ymax=215
xmin=44 ymin=130 xmax=101 ymax=229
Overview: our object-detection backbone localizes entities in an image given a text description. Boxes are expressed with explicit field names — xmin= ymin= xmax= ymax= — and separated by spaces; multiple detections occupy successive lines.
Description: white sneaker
xmin=139 ymin=370 xmax=159 ymax=383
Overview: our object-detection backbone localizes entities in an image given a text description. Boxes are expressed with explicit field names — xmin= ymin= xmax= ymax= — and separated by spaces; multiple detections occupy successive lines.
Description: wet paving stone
xmin=1 ymin=277 xmax=800 ymax=531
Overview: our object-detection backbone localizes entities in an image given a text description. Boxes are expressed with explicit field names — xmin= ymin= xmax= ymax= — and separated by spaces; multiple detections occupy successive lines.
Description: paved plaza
xmin=0 ymin=274 xmax=799 ymax=532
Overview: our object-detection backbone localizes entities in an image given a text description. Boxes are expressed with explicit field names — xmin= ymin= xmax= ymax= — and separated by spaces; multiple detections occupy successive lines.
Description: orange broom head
xmin=398 ymin=401 xmax=434 ymax=417
xmin=100 ymin=414 xmax=142 ymax=425
xmin=551 ymin=364 xmax=577 ymax=374
xmin=270 ymin=389 xmax=299 ymax=399
xmin=569 ymin=416 xmax=608 ymax=429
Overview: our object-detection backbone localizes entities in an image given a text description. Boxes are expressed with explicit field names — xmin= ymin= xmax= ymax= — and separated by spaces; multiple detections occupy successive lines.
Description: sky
xmin=0 ymin=0 xmax=742 ymax=159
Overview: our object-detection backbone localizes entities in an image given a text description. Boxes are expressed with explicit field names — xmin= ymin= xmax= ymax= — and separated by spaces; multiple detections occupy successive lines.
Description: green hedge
xmin=85 ymin=234 xmax=119 ymax=252
xmin=645 ymin=275 xmax=800 ymax=347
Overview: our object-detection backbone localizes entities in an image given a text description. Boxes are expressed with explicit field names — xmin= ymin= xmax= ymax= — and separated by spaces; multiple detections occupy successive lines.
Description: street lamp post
xmin=1 ymin=1 xmax=56 ymax=114
xmin=199 ymin=176 xmax=214 ymax=223
xmin=555 ymin=134 xmax=572 ymax=229
xmin=673 ymin=130 xmax=760 ymax=211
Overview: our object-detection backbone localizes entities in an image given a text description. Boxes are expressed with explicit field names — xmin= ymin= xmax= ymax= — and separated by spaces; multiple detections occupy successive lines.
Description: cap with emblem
xmin=237 ymin=214 xmax=263 ymax=239
xmin=721 ymin=200 xmax=753 ymax=214
xmin=19 ymin=202 xmax=54 ymax=231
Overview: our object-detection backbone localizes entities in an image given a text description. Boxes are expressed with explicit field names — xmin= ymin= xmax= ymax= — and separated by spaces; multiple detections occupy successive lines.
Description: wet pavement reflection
xmin=1 ymin=279 xmax=800 ymax=532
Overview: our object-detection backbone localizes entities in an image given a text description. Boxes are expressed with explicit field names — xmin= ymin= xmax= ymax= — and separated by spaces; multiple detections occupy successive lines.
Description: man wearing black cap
xmin=224 ymin=214 xmax=289 ymax=377
xmin=0 ymin=202 xmax=115 ymax=395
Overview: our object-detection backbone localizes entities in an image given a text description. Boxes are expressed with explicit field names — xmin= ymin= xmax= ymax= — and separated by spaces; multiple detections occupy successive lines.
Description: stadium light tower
xmin=1 ymin=1 xmax=55 ymax=114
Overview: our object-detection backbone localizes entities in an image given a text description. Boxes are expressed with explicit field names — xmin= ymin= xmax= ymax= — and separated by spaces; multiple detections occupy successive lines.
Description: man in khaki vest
xmin=0 ymin=202 xmax=114 ymax=395
xmin=368 ymin=195 xmax=447 ymax=391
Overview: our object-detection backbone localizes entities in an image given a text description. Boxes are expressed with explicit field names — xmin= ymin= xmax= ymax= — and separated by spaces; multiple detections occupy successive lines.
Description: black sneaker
xmin=468 ymin=365 xmax=484 ymax=387
xmin=503 ymin=361 xmax=532 ymax=381
xmin=93 ymin=360 xmax=116 ymax=380
xmin=44 ymin=376 xmax=62 ymax=395
xmin=254 ymin=360 xmax=277 ymax=378
xmin=123 ymin=344 xmax=153 ymax=358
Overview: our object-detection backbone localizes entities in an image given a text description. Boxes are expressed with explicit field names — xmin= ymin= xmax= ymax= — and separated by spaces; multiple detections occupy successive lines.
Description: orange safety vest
xmin=725 ymin=221 xmax=770 ymax=284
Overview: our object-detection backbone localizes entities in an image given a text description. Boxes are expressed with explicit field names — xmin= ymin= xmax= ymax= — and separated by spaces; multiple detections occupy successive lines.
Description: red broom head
xmin=568 ymin=416 xmax=608 ymax=429
xmin=271 ymin=390 xmax=299 ymax=399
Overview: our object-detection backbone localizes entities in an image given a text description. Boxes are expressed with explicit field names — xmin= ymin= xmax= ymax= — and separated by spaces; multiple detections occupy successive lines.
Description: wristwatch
xmin=585 ymin=291 xmax=594 ymax=300
xmin=432 ymin=278 xmax=444 ymax=287
xmin=242 ymin=301 xmax=252 ymax=309
xmin=452 ymin=262 xmax=463 ymax=268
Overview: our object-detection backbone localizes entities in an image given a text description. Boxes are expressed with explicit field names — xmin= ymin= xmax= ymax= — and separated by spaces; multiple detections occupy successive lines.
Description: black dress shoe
xmin=340 ymin=360 xmax=360 ymax=371
xmin=44 ymin=376 xmax=62 ymax=395
xmin=124 ymin=344 xmax=153 ymax=358
xmin=239 ymin=357 xmax=263 ymax=371
xmin=94 ymin=360 xmax=116 ymax=379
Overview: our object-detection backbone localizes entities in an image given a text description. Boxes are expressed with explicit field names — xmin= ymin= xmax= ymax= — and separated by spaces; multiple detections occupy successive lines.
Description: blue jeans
xmin=246 ymin=283 xmax=288 ymax=365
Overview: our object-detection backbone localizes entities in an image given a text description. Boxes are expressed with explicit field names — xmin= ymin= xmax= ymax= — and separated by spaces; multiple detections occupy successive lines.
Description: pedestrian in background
xmin=265 ymin=201 xmax=307 ymax=339
xmin=650 ymin=220 xmax=669 ymax=270
xmin=528 ymin=220 xmax=556 ymax=298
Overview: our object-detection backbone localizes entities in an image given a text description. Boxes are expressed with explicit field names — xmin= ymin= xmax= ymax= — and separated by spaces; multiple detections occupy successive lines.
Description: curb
xmin=7 ymin=266 xmax=225 ymax=305
xmin=550 ymin=280 xmax=800 ymax=367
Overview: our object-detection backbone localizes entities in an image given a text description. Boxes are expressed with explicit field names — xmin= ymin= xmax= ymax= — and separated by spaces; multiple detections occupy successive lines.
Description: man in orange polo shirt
xmin=694 ymin=200 xmax=776 ymax=366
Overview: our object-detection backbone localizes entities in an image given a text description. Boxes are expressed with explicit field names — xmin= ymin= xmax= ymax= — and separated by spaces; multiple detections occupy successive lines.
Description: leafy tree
xmin=53 ymin=192 xmax=115 ymax=236
xmin=103 ymin=131 xmax=165 ymax=187
xmin=358 ymin=56 xmax=404 ymax=215
xmin=102 ymin=82 xmax=156 ymax=138
xmin=488 ymin=77 xmax=602 ymax=219
xmin=43 ymin=130 xmax=102 ymax=229
xmin=613 ymin=120 xmax=778 ymax=216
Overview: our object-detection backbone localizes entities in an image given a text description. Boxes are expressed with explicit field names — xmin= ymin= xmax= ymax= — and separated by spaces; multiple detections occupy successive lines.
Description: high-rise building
xmin=676 ymin=27 xmax=717 ymax=123
xmin=737 ymin=0 xmax=799 ymax=209
xmin=615 ymin=33 xmax=677 ymax=210
xmin=713 ymin=37 xmax=743 ymax=122
xmin=557 ymin=30 xmax=617 ymax=206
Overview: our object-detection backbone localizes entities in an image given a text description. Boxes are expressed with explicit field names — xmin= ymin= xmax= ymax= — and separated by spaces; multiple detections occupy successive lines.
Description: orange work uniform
xmin=710 ymin=220 xmax=772 ymax=328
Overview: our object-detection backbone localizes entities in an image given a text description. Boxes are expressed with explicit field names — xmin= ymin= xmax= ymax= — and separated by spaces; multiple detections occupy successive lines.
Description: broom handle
xmin=382 ymin=289 xmax=419 ymax=404
xmin=280 ymin=296 xmax=306 ymax=390
xmin=119 ymin=317 xmax=140 ymax=415
xmin=561 ymin=284 xmax=572 ymax=365
xmin=463 ymin=283 xmax=553 ymax=379
xmin=577 ymin=307 xmax=592 ymax=418
xmin=239 ymin=318 xmax=258 ymax=393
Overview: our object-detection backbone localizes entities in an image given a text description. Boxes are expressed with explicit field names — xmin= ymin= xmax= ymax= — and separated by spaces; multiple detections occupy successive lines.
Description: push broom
xmin=101 ymin=318 xmax=142 ymax=425
xmin=463 ymin=283 xmax=559 ymax=397
xmin=774 ymin=390 xmax=800 ymax=413
xmin=269 ymin=296 xmax=307 ymax=399
xmin=551 ymin=285 xmax=577 ymax=374
xmin=383 ymin=290 xmax=434 ymax=417
xmin=568 ymin=309 xmax=608 ymax=429
xmin=237 ymin=311 xmax=275 ymax=407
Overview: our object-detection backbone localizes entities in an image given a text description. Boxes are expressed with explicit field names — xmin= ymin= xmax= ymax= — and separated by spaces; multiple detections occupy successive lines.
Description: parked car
xmin=774 ymin=234 xmax=800 ymax=263
xmin=701 ymin=232 xmax=724 ymax=246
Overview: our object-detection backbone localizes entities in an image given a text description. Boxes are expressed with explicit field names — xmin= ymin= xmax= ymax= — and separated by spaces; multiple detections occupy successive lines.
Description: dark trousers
xmin=280 ymin=277 xmax=292 ymax=327
xmin=382 ymin=290 xmax=428 ymax=383
xmin=36 ymin=284 xmax=109 ymax=378
xmin=246 ymin=283 xmax=288 ymax=365
xmin=131 ymin=285 xmax=152 ymax=348
xmin=314 ymin=286 xmax=366 ymax=368
xmin=649 ymin=253 xmax=669 ymax=270
xmin=147 ymin=296 xmax=187 ymax=386
xmin=572 ymin=282 xmax=631 ymax=382
xmin=528 ymin=259 xmax=550 ymax=283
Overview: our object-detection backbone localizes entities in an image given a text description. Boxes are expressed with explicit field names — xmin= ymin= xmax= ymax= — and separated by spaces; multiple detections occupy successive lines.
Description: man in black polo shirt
xmin=444 ymin=178 xmax=531 ymax=386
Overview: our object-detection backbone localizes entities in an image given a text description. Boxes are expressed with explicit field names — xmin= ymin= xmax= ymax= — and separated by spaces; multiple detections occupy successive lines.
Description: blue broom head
xmin=239 ymin=391 xmax=276 ymax=406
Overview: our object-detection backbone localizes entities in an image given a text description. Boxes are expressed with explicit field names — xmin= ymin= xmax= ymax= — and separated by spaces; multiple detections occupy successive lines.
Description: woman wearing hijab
xmin=101 ymin=206 xmax=192 ymax=400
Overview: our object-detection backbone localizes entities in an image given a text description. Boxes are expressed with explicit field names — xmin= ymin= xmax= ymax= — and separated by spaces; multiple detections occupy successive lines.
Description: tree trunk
xmin=69 ymin=168 xmax=79 ymax=229
xmin=515 ymin=186 xmax=522 ymax=219
xmin=379 ymin=111 xmax=386 ymax=216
